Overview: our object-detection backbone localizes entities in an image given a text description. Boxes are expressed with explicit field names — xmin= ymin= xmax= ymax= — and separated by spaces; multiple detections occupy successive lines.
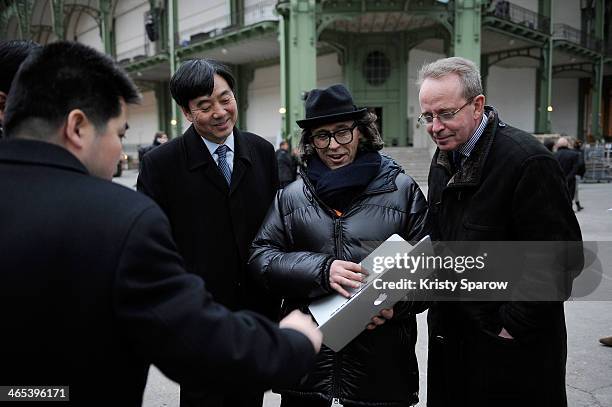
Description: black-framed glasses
xmin=418 ymin=98 xmax=474 ymax=125
xmin=311 ymin=122 xmax=358 ymax=149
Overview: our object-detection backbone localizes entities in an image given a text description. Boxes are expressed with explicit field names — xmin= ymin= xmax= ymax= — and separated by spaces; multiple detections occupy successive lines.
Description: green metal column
xmin=99 ymin=0 xmax=115 ymax=57
xmin=51 ymin=0 xmax=65 ymax=40
xmin=536 ymin=0 xmax=552 ymax=133
xmin=15 ymin=0 xmax=34 ymax=40
xmin=154 ymin=81 xmax=172 ymax=135
xmin=278 ymin=0 xmax=317 ymax=146
xmin=453 ymin=0 xmax=482 ymax=66
xmin=0 ymin=5 xmax=15 ymax=40
xmin=590 ymin=0 xmax=604 ymax=140
xmin=230 ymin=0 xmax=244 ymax=27
xmin=236 ymin=64 xmax=254 ymax=130
xmin=167 ymin=0 xmax=181 ymax=138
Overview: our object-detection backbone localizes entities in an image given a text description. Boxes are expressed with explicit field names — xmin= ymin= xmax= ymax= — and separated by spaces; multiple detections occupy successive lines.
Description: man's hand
xmin=366 ymin=308 xmax=394 ymax=330
xmin=498 ymin=327 xmax=514 ymax=339
xmin=280 ymin=310 xmax=323 ymax=352
xmin=329 ymin=260 xmax=368 ymax=298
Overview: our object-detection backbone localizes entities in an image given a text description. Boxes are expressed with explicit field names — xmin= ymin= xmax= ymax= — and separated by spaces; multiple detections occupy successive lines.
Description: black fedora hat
xmin=296 ymin=84 xmax=367 ymax=129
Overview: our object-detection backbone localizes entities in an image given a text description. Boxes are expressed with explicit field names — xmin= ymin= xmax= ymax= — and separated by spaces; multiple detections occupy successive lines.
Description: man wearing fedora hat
xmin=249 ymin=84 xmax=429 ymax=407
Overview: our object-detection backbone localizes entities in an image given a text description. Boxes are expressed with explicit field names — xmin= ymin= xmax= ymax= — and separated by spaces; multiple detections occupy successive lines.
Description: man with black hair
xmin=0 ymin=39 xmax=40 ymax=138
xmin=0 ymin=41 xmax=321 ymax=407
xmin=138 ymin=58 xmax=279 ymax=407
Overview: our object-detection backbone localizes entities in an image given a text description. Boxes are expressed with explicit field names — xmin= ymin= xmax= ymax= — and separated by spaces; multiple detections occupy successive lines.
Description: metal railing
xmin=179 ymin=0 xmax=277 ymax=47
xmin=553 ymin=23 xmax=602 ymax=52
xmin=583 ymin=143 xmax=612 ymax=183
xmin=115 ymin=0 xmax=278 ymax=64
xmin=488 ymin=0 xmax=550 ymax=33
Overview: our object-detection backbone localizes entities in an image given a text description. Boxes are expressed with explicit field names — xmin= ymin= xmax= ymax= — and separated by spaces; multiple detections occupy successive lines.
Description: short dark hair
xmin=4 ymin=41 xmax=140 ymax=138
xmin=170 ymin=59 xmax=235 ymax=109
xmin=299 ymin=111 xmax=384 ymax=162
xmin=0 ymin=40 xmax=40 ymax=94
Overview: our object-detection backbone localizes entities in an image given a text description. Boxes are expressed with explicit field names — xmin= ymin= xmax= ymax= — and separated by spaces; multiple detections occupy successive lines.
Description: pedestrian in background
xmin=138 ymin=131 xmax=168 ymax=164
xmin=554 ymin=137 xmax=581 ymax=206
xmin=573 ymin=138 xmax=586 ymax=211
xmin=276 ymin=139 xmax=298 ymax=188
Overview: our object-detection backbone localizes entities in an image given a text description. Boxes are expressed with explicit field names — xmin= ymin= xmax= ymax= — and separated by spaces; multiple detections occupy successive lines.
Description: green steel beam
xmin=552 ymin=62 xmax=593 ymax=77
xmin=535 ymin=0 xmax=552 ymax=133
xmin=590 ymin=0 xmax=604 ymax=140
xmin=154 ymin=81 xmax=171 ymax=135
xmin=15 ymin=0 xmax=34 ymax=40
xmin=230 ymin=0 xmax=244 ymax=27
xmin=122 ymin=53 xmax=169 ymax=73
xmin=0 ymin=3 xmax=15 ymax=39
xmin=279 ymin=0 xmax=317 ymax=145
xmin=167 ymin=0 xmax=180 ymax=138
xmin=235 ymin=64 xmax=254 ymax=130
xmin=99 ymin=0 xmax=114 ymax=56
xmin=51 ymin=0 xmax=64 ymax=40
xmin=483 ymin=46 xmax=541 ymax=66
xmin=453 ymin=0 xmax=482 ymax=67
xmin=176 ymin=21 xmax=278 ymax=60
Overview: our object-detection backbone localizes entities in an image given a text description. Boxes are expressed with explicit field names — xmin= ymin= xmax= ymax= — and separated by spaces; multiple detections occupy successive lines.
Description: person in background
xmin=554 ymin=137 xmax=581 ymax=208
xmin=276 ymin=139 xmax=298 ymax=188
xmin=0 ymin=39 xmax=40 ymax=138
xmin=138 ymin=131 xmax=168 ymax=164
xmin=573 ymin=138 xmax=586 ymax=211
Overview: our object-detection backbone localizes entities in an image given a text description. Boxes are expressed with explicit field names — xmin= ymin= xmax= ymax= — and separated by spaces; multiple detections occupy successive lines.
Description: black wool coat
xmin=138 ymin=125 xmax=279 ymax=317
xmin=250 ymin=155 xmax=429 ymax=407
xmin=0 ymin=139 xmax=314 ymax=407
xmin=426 ymin=107 xmax=583 ymax=407
xmin=554 ymin=146 xmax=580 ymax=200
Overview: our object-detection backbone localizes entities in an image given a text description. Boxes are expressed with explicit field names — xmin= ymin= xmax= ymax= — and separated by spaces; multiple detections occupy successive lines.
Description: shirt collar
xmin=201 ymin=132 xmax=234 ymax=156
xmin=457 ymin=113 xmax=488 ymax=158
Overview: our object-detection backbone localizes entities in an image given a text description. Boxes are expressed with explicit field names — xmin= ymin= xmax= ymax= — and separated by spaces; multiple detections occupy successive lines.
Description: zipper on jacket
xmin=332 ymin=217 xmax=343 ymax=400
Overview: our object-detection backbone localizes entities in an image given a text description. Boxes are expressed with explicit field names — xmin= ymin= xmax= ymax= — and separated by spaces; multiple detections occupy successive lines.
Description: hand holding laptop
xmin=366 ymin=308 xmax=394 ymax=330
xmin=329 ymin=260 xmax=369 ymax=298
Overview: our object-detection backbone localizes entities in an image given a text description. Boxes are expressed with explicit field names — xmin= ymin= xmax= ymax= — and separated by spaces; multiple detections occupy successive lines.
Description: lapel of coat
xmin=229 ymin=127 xmax=253 ymax=196
xmin=183 ymin=125 xmax=229 ymax=194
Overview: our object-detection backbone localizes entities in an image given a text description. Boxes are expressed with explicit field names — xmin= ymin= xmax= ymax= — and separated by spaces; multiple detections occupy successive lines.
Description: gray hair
xmin=417 ymin=57 xmax=483 ymax=100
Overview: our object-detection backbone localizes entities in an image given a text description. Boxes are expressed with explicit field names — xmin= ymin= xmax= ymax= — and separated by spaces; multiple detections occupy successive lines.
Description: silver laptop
xmin=309 ymin=235 xmax=433 ymax=352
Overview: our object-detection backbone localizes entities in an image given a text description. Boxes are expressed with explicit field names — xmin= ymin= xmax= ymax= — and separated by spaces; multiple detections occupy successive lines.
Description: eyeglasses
xmin=418 ymin=98 xmax=474 ymax=125
xmin=311 ymin=122 xmax=358 ymax=149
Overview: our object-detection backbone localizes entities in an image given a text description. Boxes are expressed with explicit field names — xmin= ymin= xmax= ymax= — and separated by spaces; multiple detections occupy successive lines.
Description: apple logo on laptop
xmin=373 ymin=293 xmax=388 ymax=306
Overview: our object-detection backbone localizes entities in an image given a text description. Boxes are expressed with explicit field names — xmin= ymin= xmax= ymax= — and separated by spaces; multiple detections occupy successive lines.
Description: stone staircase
xmin=381 ymin=147 xmax=433 ymax=187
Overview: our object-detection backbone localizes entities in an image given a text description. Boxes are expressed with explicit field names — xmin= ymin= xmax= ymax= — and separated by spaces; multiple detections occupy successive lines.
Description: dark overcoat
xmin=0 ymin=139 xmax=314 ymax=407
xmin=138 ymin=125 xmax=279 ymax=317
xmin=426 ymin=107 xmax=583 ymax=407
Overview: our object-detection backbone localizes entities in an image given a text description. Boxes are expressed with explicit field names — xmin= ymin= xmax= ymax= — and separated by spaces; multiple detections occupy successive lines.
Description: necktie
xmin=215 ymin=144 xmax=232 ymax=185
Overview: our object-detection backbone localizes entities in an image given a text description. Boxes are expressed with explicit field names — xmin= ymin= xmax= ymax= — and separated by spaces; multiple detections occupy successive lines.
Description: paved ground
xmin=114 ymin=172 xmax=612 ymax=407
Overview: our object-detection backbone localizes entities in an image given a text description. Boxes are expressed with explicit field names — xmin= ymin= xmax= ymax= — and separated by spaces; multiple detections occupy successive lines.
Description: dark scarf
xmin=306 ymin=151 xmax=381 ymax=213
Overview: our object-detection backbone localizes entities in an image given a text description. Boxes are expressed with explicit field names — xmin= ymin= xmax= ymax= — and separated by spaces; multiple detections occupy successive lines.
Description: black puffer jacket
xmin=249 ymin=155 xmax=428 ymax=406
